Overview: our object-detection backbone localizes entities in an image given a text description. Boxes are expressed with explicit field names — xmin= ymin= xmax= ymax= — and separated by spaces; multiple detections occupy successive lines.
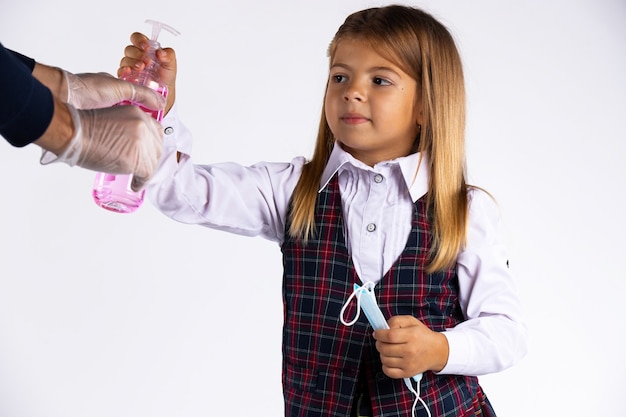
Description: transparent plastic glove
xmin=64 ymin=70 xmax=166 ymax=111
xmin=41 ymin=103 xmax=163 ymax=191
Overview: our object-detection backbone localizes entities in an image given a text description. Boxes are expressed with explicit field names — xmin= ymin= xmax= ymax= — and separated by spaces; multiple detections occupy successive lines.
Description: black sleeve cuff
xmin=0 ymin=43 xmax=54 ymax=147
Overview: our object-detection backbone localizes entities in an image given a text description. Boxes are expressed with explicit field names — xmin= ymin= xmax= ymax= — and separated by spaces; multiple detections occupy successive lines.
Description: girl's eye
xmin=332 ymin=74 xmax=347 ymax=83
xmin=373 ymin=77 xmax=391 ymax=86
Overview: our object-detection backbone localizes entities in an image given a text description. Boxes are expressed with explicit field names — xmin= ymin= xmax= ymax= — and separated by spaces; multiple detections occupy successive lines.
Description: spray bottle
xmin=92 ymin=19 xmax=179 ymax=213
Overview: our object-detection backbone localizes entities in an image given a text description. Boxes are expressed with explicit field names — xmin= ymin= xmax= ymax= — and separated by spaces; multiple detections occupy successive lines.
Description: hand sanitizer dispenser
xmin=92 ymin=19 xmax=179 ymax=213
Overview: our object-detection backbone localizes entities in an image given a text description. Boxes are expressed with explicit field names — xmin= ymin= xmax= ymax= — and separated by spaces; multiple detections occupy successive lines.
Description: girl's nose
xmin=344 ymin=83 xmax=365 ymax=102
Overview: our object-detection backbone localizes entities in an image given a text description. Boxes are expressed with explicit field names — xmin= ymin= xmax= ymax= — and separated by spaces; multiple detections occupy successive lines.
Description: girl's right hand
xmin=118 ymin=32 xmax=178 ymax=116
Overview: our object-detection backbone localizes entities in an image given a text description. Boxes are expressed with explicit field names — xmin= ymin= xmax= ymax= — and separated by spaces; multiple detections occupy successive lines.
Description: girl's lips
xmin=340 ymin=113 xmax=370 ymax=125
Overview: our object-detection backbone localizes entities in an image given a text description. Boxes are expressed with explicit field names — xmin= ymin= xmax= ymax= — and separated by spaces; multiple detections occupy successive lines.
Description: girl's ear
xmin=414 ymin=97 xmax=425 ymax=126
xmin=415 ymin=109 xmax=424 ymax=128
xmin=417 ymin=110 xmax=424 ymax=126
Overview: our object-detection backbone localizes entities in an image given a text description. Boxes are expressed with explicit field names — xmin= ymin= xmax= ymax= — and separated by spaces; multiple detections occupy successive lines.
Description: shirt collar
xmin=319 ymin=142 xmax=430 ymax=202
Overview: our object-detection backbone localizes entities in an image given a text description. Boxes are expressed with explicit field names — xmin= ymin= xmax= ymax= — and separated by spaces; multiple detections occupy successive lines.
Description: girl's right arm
xmin=118 ymin=35 xmax=306 ymax=243
xmin=148 ymin=104 xmax=306 ymax=243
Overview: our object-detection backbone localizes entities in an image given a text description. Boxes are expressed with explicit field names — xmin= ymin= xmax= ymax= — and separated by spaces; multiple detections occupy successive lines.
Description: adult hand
xmin=64 ymin=71 xmax=166 ymax=111
xmin=41 ymin=103 xmax=163 ymax=191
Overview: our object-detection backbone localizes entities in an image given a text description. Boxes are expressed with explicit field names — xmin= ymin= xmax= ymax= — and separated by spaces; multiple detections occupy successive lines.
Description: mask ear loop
xmin=404 ymin=377 xmax=431 ymax=417
xmin=340 ymin=282 xmax=376 ymax=327
xmin=340 ymin=286 xmax=362 ymax=326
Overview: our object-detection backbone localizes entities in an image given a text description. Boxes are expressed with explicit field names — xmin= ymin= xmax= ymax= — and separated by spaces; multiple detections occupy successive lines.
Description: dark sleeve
xmin=0 ymin=42 xmax=54 ymax=147
xmin=8 ymin=48 xmax=36 ymax=71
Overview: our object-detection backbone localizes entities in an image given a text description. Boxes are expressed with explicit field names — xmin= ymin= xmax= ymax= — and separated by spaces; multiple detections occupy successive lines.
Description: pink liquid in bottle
xmin=92 ymin=20 xmax=178 ymax=214
xmin=92 ymin=85 xmax=167 ymax=213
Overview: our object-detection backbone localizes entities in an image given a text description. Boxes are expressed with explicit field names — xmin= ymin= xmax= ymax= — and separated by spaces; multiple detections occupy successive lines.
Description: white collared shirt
xmin=148 ymin=105 xmax=528 ymax=376
xmin=319 ymin=144 xmax=429 ymax=285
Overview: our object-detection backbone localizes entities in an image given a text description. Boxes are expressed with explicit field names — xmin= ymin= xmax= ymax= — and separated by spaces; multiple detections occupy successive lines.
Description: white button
xmin=374 ymin=174 xmax=384 ymax=183
xmin=164 ymin=126 xmax=174 ymax=135
xmin=366 ymin=223 xmax=376 ymax=232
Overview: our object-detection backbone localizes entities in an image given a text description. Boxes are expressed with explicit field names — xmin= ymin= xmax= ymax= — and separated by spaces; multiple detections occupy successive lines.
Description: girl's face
xmin=325 ymin=38 xmax=423 ymax=166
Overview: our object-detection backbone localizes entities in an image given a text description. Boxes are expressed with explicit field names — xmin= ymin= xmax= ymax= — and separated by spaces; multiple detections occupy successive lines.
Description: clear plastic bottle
xmin=92 ymin=19 xmax=179 ymax=213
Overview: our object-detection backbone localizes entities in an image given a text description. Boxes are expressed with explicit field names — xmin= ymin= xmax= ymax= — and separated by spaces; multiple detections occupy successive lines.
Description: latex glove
xmin=64 ymin=71 xmax=165 ymax=111
xmin=41 ymin=103 xmax=163 ymax=191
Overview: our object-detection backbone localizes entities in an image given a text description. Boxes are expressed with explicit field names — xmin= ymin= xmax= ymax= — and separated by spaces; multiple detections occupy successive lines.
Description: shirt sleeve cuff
xmin=161 ymin=102 xmax=193 ymax=155
xmin=438 ymin=329 xmax=474 ymax=375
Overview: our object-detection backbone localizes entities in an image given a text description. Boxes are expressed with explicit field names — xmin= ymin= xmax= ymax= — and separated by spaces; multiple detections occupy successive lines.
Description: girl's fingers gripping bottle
xmin=92 ymin=19 xmax=179 ymax=213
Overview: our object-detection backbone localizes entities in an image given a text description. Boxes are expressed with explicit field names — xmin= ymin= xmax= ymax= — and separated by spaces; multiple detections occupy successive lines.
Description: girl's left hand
xmin=373 ymin=315 xmax=449 ymax=379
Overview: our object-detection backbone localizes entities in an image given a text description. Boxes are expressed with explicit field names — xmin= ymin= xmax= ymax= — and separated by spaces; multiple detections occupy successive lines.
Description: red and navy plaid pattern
xmin=281 ymin=175 xmax=497 ymax=416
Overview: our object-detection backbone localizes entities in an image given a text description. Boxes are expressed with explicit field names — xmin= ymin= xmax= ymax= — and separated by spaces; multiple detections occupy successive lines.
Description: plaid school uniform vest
xmin=281 ymin=175 xmax=496 ymax=417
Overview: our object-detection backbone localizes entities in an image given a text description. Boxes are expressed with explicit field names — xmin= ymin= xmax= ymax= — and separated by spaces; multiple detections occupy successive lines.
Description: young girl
xmin=120 ymin=5 xmax=528 ymax=416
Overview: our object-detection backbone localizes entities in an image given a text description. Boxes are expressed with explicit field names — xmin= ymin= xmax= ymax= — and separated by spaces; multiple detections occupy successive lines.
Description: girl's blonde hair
xmin=289 ymin=5 xmax=468 ymax=273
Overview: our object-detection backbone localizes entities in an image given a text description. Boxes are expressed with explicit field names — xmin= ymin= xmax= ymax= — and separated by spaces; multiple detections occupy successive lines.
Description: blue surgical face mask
xmin=340 ymin=282 xmax=431 ymax=417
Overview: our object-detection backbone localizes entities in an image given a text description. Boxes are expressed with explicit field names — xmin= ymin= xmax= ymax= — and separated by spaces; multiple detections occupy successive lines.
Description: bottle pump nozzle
xmin=139 ymin=20 xmax=180 ymax=84
xmin=145 ymin=19 xmax=180 ymax=46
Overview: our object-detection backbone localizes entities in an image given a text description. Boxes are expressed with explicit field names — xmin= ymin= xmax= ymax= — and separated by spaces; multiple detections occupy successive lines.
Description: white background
xmin=1 ymin=0 xmax=625 ymax=416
